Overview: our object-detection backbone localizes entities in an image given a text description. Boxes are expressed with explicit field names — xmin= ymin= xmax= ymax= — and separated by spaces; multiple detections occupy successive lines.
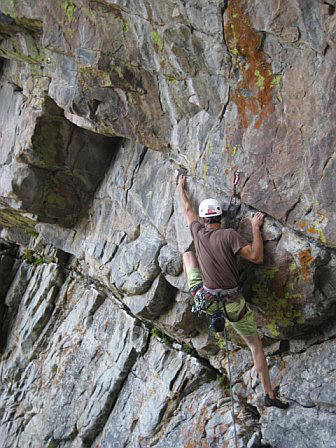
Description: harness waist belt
xmin=204 ymin=286 xmax=239 ymax=295
xmin=203 ymin=285 xmax=241 ymax=303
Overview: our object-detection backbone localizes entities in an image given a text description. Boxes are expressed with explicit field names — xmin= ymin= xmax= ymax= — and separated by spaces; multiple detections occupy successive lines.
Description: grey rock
xmin=1 ymin=1 xmax=336 ymax=446
xmin=109 ymin=228 xmax=164 ymax=295
xmin=158 ymin=244 xmax=183 ymax=276
xmin=123 ymin=273 xmax=176 ymax=319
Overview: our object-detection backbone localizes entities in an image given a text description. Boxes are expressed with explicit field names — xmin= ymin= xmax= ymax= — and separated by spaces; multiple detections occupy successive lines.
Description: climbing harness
xmin=190 ymin=285 xmax=242 ymax=322
xmin=191 ymin=287 xmax=240 ymax=448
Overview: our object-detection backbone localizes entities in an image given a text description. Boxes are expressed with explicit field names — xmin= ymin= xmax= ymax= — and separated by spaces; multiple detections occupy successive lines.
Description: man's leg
xmin=183 ymin=251 xmax=203 ymax=298
xmin=240 ymin=334 xmax=274 ymax=398
xmin=226 ymin=303 xmax=288 ymax=409
xmin=183 ymin=251 xmax=199 ymax=271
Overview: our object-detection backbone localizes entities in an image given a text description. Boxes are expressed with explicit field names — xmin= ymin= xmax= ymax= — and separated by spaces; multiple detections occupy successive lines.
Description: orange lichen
xmin=224 ymin=0 xmax=279 ymax=128
xmin=297 ymin=221 xmax=307 ymax=230
xmin=298 ymin=249 xmax=314 ymax=281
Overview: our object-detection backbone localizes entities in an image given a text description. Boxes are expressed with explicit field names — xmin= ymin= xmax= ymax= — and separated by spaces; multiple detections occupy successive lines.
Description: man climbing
xmin=178 ymin=174 xmax=288 ymax=409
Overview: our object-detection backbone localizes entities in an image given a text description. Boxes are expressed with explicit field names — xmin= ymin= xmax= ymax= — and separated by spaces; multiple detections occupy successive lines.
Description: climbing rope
xmin=223 ymin=324 xmax=239 ymax=448
xmin=192 ymin=297 xmax=239 ymax=447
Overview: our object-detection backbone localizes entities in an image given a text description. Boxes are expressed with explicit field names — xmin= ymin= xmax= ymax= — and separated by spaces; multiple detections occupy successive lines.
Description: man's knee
xmin=243 ymin=334 xmax=262 ymax=352
xmin=245 ymin=335 xmax=264 ymax=357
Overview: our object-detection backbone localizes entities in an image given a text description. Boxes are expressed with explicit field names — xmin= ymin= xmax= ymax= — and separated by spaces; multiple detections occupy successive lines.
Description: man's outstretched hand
xmin=177 ymin=173 xmax=197 ymax=225
xmin=178 ymin=173 xmax=186 ymax=190
xmin=251 ymin=212 xmax=265 ymax=229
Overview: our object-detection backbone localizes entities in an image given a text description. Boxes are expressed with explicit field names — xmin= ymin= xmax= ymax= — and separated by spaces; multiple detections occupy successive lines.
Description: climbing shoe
xmin=264 ymin=394 xmax=289 ymax=409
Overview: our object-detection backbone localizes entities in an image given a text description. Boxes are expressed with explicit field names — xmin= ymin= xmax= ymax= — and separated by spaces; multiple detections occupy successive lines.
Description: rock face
xmin=0 ymin=1 xmax=336 ymax=447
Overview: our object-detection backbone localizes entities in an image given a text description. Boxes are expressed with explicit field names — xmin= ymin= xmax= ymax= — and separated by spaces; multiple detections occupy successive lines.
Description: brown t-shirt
xmin=190 ymin=221 xmax=248 ymax=289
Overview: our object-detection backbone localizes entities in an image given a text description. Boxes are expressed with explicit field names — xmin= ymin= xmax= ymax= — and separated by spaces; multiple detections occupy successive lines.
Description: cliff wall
xmin=0 ymin=1 xmax=336 ymax=447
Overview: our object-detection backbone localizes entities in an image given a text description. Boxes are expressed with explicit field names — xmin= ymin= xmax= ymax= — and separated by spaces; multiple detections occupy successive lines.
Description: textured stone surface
xmin=0 ymin=74 xmax=119 ymax=227
xmin=1 ymin=0 xmax=336 ymax=447
xmin=0 ymin=258 xmax=259 ymax=448
xmin=260 ymin=339 xmax=336 ymax=448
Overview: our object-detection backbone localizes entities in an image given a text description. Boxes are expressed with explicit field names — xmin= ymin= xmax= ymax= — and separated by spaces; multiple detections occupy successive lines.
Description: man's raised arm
xmin=178 ymin=174 xmax=198 ymax=226
xmin=239 ymin=212 xmax=264 ymax=264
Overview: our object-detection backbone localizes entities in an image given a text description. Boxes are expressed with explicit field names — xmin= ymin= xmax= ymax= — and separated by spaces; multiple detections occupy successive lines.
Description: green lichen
xmin=289 ymin=261 xmax=297 ymax=271
xmin=0 ymin=27 xmax=44 ymax=65
xmin=164 ymin=75 xmax=178 ymax=83
xmin=262 ymin=267 xmax=279 ymax=279
xmin=214 ymin=334 xmax=226 ymax=350
xmin=23 ymin=250 xmax=45 ymax=266
xmin=271 ymin=74 xmax=282 ymax=102
xmin=98 ymin=126 xmax=117 ymax=137
xmin=255 ymin=69 xmax=265 ymax=90
xmin=182 ymin=343 xmax=196 ymax=356
xmin=0 ymin=208 xmax=36 ymax=234
xmin=228 ymin=23 xmax=239 ymax=56
xmin=61 ymin=0 xmax=77 ymax=23
xmin=252 ymin=264 xmax=305 ymax=337
xmin=232 ymin=145 xmax=238 ymax=157
xmin=111 ymin=64 xmax=123 ymax=80
xmin=0 ymin=45 xmax=41 ymax=65
xmin=14 ymin=17 xmax=43 ymax=32
xmin=151 ymin=326 xmax=169 ymax=344
xmin=122 ymin=20 xmax=129 ymax=33
xmin=315 ymin=226 xmax=327 ymax=244
xmin=284 ymin=292 xmax=302 ymax=299
xmin=23 ymin=249 xmax=35 ymax=263
xmin=24 ymin=33 xmax=43 ymax=62
xmin=79 ymin=65 xmax=113 ymax=88
xmin=151 ymin=31 xmax=164 ymax=51
xmin=6 ymin=0 xmax=18 ymax=16
xmin=267 ymin=321 xmax=280 ymax=337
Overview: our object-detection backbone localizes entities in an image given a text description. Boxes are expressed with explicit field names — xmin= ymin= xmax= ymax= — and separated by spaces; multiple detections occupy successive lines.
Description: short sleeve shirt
xmin=190 ymin=221 xmax=248 ymax=289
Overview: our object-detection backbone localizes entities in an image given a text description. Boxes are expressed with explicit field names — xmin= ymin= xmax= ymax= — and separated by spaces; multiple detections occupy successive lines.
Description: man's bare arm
xmin=239 ymin=212 xmax=264 ymax=264
xmin=178 ymin=174 xmax=198 ymax=226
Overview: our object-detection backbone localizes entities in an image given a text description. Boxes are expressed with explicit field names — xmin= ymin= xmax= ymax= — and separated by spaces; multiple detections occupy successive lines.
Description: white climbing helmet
xmin=199 ymin=198 xmax=222 ymax=218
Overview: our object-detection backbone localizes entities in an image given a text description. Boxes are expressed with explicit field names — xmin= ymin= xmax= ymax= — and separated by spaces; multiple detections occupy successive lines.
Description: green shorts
xmin=187 ymin=268 xmax=257 ymax=338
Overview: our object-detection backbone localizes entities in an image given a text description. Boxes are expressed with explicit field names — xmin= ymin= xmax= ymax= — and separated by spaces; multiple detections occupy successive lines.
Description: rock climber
xmin=178 ymin=174 xmax=288 ymax=409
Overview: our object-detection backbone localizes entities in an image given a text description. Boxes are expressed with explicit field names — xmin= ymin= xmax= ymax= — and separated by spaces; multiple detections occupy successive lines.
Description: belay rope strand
xmin=223 ymin=323 xmax=239 ymax=448
xmin=192 ymin=294 xmax=239 ymax=447
xmin=226 ymin=171 xmax=240 ymax=447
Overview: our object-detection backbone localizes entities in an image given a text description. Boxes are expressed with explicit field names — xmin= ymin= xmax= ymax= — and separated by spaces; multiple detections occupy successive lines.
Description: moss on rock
xmin=61 ymin=0 xmax=77 ymax=23
xmin=0 ymin=207 xmax=37 ymax=235
xmin=251 ymin=266 xmax=305 ymax=338
xmin=151 ymin=31 xmax=164 ymax=52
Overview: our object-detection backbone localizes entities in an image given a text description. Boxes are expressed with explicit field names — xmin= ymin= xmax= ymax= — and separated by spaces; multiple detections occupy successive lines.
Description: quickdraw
xmin=191 ymin=287 xmax=209 ymax=316
xmin=228 ymin=170 xmax=239 ymax=209
xmin=228 ymin=171 xmax=240 ymax=226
